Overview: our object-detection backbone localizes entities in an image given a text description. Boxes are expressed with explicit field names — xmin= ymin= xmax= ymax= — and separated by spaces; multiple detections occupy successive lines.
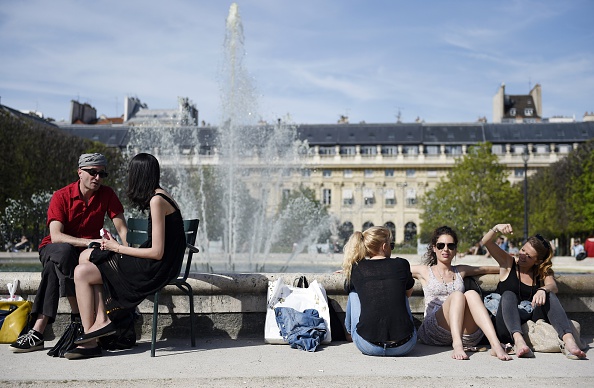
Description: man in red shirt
xmin=11 ymin=153 xmax=127 ymax=354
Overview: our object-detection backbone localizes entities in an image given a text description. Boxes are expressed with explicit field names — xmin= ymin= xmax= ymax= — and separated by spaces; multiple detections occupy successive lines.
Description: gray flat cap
xmin=78 ymin=153 xmax=108 ymax=168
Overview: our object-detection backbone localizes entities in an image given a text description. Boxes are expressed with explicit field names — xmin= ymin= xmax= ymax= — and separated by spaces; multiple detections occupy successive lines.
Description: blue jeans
xmin=345 ymin=292 xmax=417 ymax=356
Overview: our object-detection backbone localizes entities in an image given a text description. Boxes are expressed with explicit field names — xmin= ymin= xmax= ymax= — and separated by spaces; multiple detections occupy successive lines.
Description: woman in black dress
xmin=65 ymin=153 xmax=186 ymax=359
xmin=481 ymin=223 xmax=587 ymax=360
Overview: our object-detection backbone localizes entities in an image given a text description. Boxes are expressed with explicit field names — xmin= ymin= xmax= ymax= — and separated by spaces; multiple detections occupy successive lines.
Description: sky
xmin=1 ymin=0 xmax=593 ymax=125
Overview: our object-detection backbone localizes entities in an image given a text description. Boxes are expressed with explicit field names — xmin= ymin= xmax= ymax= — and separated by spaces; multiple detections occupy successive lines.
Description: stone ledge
xmin=2 ymin=272 xmax=593 ymax=340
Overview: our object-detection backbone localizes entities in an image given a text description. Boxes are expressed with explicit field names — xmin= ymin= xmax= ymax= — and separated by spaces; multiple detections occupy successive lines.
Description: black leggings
xmin=494 ymin=290 xmax=573 ymax=344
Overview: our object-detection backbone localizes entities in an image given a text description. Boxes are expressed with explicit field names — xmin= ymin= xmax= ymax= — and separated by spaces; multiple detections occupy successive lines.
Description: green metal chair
xmin=126 ymin=217 xmax=200 ymax=357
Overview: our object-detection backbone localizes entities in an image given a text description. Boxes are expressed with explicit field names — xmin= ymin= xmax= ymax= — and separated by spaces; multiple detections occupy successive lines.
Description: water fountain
xmin=125 ymin=3 xmax=335 ymax=272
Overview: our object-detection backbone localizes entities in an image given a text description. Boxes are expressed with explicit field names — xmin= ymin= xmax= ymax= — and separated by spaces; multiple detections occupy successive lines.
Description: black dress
xmin=90 ymin=193 xmax=186 ymax=313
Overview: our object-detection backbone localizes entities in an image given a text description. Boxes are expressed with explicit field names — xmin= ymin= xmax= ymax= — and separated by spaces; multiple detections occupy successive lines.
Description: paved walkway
xmin=1 ymin=336 xmax=592 ymax=387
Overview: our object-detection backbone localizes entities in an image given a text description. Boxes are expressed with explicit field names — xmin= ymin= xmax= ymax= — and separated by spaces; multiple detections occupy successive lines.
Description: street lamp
xmin=521 ymin=146 xmax=530 ymax=242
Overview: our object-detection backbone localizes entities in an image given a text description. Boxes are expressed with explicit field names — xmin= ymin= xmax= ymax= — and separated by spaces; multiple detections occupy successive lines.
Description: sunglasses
xmin=81 ymin=168 xmax=109 ymax=178
xmin=389 ymin=242 xmax=395 ymax=250
xmin=436 ymin=242 xmax=457 ymax=250
xmin=535 ymin=234 xmax=551 ymax=250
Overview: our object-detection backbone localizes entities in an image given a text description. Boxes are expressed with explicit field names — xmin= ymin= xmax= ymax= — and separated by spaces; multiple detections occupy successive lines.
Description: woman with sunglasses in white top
xmin=411 ymin=226 xmax=511 ymax=360
xmin=481 ymin=224 xmax=587 ymax=360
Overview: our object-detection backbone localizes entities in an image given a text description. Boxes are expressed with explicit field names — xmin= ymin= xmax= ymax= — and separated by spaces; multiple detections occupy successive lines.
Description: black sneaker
xmin=10 ymin=329 xmax=44 ymax=353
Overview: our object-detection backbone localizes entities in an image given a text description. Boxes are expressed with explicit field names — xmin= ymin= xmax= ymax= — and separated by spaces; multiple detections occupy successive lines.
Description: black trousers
xmin=31 ymin=243 xmax=79 ymax=323
xmin=495 ymin=290 xmax=573 ymax=344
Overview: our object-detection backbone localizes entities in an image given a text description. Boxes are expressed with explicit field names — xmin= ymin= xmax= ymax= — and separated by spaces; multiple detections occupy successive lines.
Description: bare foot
xmin=563 ymin=336 xmax=587 ymax=359
xmin=515 ymin=344 xmax=534 ymax=358
xmin=490 ymin=344 xmax=513 ymax=361
xmin=452 ymin=345 xmax=469 ymax=360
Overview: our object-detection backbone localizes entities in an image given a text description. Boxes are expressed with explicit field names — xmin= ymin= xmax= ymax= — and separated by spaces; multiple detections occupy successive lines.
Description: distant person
xmin=10 ymin=153 xmax=127 ymax=354
xmin=481 ymin=224 xmax=587 ymax=359
xmin=584 ymin=234 xmax=594 ymax=258
xmin=507 ymin=241 xmax=519 ymax=255
xmin=572 ymin=238 xmax=585 ymax=260
xmin=410 ymin=226 xmax=511 ymax=361
xmin=11 ymin=235 xmax=31 ymax=252
xmin=342 ymin=226 xmax=417 ymax=356
xmin=64 ymin=153 xmax=187 ymax=360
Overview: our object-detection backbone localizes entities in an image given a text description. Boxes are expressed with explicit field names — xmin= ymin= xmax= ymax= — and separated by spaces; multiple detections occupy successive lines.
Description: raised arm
xmin=480 ymin=224 xmax=515 ymax=270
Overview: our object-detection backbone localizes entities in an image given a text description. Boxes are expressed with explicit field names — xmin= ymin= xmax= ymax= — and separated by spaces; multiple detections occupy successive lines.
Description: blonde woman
xmin=411 ymin=226 xmax=511 ymax=361
xmin=343 ymin=226 xmax=416 ymax=356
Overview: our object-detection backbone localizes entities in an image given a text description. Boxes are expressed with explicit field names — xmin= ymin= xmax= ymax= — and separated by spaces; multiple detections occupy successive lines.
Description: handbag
xmin=0 ymin=300 xmax=33 ymax=343
xmin=265 ymin=276 xmax=332 ymax=344
xmin=522 ymin=319 xmax=587 ymax=353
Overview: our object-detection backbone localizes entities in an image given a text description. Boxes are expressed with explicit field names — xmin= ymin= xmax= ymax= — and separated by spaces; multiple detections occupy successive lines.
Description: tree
xmin=420 ymin=143 xmax=522 ymax=248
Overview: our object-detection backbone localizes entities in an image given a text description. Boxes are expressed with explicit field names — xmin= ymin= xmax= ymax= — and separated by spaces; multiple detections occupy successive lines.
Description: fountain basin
xmin=2 ymin=271 xmax=593 ymax=341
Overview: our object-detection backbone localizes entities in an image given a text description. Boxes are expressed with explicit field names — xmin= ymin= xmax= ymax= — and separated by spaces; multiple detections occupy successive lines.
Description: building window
xmin=492 ymin=144 xmax=504 ymax=154
xmin=364 ymin=169 xmax=374 ymax=178
xmin=384 ymin=189 xmax=395 ymax=206
xmin=341 ymin=146 xmax=356 ymax=155
xmin=382 ymin=146 xmax=397 ymax=155
xmin=445 ymin=145 xmax=462 ymax=155
xmin=403 ymin=146 xmax=419 ymax=155
xmin=319 ymin=146 xmax=335 ymax=155
xmin=363 ymin=188 xmax=375 ymax=206
xmin=323 ymin=169 xmax=332 ymax=177
xmin=514 ymin=168 xmax=525 ymax=178
xmin=301 ymin=169 xmax=311 ymax=177
xmin=281 ymin=169 xmax=291 ymax=176
xmin=426 ymin=145 xmax=439 ymax=155
xmin=427 ymin=170 xmax=437 ymax=178
xmin=282 ymin=189 xmax=291 ymax=200
xmin=535 ymin=144 xmax=549 ymax=154
xmin=558 ymin=144 xmax=572 ymax=154
xmin=406 ymin=188 xmax=417 ymax=206
xmin=344 ymin=169 xmax=353 ymax=178
xmin=509 ymin=108 xmax=516 ymax=116
xmin=525 ymin=108 xmax=534 ymax=116
xmin=385 ymin=169 xmax=394 ymax=177
xmin=406 ymin=169 xmax=415 ymax=177
xmin=322 ymin=189 xmax=331 ymax=205
xmin=342 ymin=189 xmax=353 ymax=206
xmin=361 ymin=146 xmax=377 ymax=156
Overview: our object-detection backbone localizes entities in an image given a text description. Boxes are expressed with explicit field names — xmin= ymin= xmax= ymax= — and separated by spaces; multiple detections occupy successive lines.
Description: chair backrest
xmin=126 ymin=217 xmax=199 ymax=280
xmin=127 ymin=218 xmax=149 ymax=247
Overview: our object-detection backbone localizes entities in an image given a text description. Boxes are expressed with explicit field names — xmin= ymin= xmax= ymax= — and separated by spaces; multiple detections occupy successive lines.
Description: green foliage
xmin=420 ymin=143 xmax=522 ymax=248
xmin=0 ymin=108 xmax=126 ymax=249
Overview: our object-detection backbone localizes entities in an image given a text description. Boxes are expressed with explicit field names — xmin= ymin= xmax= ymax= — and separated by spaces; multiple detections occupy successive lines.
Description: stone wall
xmin=2 ymin=272 xmax=593 ymax=341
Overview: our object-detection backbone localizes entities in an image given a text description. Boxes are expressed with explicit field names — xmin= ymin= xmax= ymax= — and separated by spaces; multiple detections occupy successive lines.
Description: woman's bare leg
xmin=73 ymin=262 xmax=111 ymax=349
xmin=436 ymin=291 xmax=468 ymax=360
xmin=464 ymin=291 xmax=512 ymax=361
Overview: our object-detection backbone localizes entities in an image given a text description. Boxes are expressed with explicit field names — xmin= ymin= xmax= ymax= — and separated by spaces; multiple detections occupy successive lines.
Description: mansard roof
xmin=57 ymin=121 xmax=594 ymax=149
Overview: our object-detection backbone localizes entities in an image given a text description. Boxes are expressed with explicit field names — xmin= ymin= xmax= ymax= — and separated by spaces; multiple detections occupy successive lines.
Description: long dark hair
xmin=423 ymin=225 xmax=458 ymax=266
xmin=126 ymin=153 xmax=161 ymax=211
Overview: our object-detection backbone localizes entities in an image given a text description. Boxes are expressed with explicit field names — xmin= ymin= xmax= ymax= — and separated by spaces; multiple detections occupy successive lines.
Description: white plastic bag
xmin=264 ymin=277 xmax=332 ymax=344
xmin=0 ymin=279 xmax=24 ymax=301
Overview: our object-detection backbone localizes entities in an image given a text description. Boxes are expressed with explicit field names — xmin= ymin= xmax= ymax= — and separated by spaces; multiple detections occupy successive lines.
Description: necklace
xmin=435 ymin=266 xmax=456 ymax=293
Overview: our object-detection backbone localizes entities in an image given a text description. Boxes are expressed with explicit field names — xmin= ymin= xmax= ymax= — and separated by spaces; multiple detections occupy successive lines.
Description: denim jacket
xmin=484 ymin=292 xmax=533 ymax=318
xmin=274 ymin=307 xmax=327 ymax=352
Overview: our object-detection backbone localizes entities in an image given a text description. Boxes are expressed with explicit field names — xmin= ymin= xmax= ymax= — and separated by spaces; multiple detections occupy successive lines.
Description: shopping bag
xmin=264 ymin=276 xmax=332 ymax=344
xmin=0 ymin=300 xmax=33 ymax=343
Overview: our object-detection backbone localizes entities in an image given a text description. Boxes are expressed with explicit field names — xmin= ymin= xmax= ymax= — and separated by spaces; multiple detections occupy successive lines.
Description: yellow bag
xmin=0 ymin=300 xmax=32 ymax=343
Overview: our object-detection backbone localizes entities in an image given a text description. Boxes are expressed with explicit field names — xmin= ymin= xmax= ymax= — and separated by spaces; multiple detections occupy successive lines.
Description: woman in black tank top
xmin=482 ymin=223 xmax=587 ymax=360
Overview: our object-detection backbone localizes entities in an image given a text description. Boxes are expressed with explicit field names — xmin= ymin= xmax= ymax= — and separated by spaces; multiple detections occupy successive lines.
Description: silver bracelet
xmin=491 ymin=227 xmax=499 ymax=233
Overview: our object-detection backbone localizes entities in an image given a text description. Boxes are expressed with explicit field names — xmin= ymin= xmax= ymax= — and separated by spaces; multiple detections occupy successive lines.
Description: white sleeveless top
xmin=421 ymin=265 xmax=465 ymax=317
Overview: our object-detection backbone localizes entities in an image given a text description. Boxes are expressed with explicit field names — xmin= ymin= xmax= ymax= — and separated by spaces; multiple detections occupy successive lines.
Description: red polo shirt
xmin=39 ymin=181 xmax=125 ymax=250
